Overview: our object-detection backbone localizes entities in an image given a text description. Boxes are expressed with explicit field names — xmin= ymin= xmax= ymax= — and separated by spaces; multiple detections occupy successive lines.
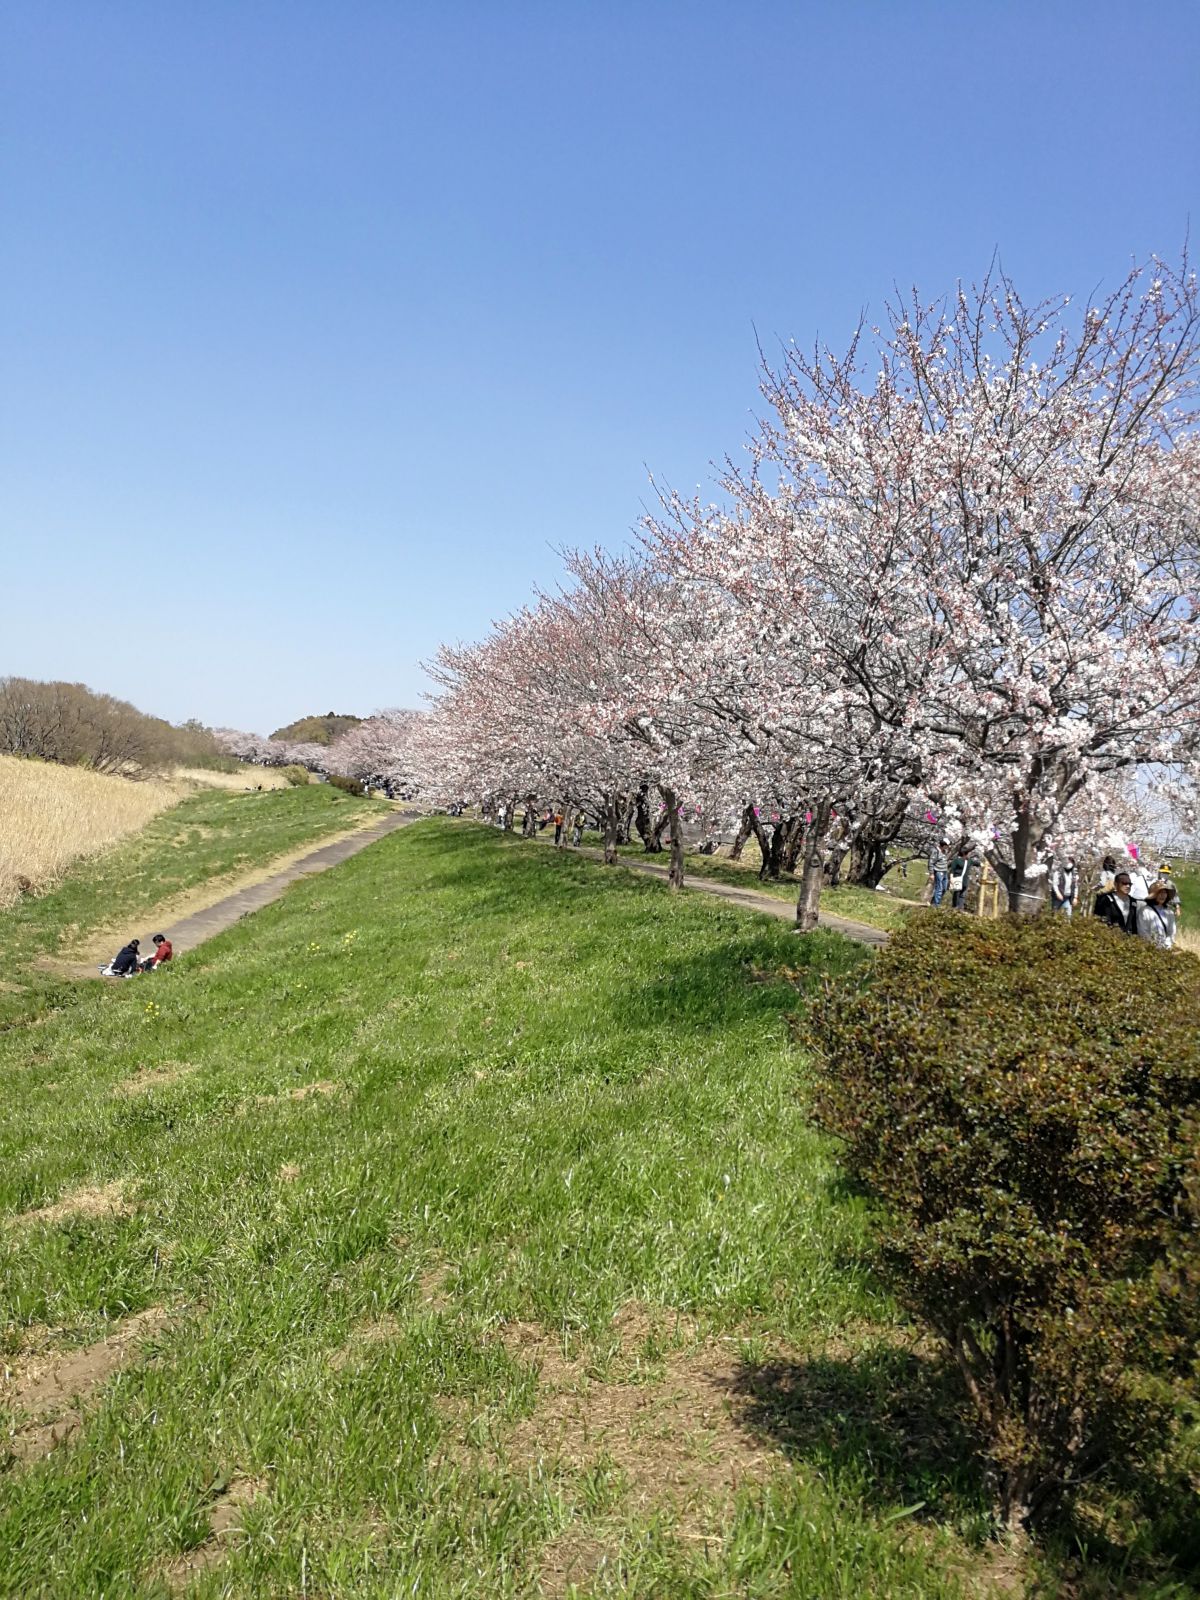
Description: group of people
xmin=1090 ymin=858 xmax=1181 ymax=949
xmin=99 ymin=933 xmax=173 ymax=977
xmin=926 ymin=838 xmax=1183 ymax=950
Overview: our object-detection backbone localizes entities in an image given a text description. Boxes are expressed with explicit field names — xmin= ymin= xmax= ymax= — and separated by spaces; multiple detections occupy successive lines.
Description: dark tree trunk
xmin=760 ymin=821 xmax=786 ymax=880
xmin=602 ymin=792 xmax=620 ymax=865
xmin=780 ymin=815 xmax=806 ymax=875
xmin=729 ymin=804 xmax=755 ymax=861
xmin=659 ymin=784 xmax=685 ymax=889
xmin=500 ymin=795 xmax=516 ymax=832
xmin=616 ymin=792 xmax=634 ymax=845
xmin=796 ymin=799 xmax=833 ymax=931
xmin=522 ymin=796 xmax=538 ymax=837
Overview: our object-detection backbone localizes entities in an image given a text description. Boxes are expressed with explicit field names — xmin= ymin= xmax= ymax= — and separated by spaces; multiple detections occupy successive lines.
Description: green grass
xmin=0 ymin=822 xmax=1186 ymax=1596
xmin=0 ymin=784 xmax=385 ymax=1006
xmin=607 ymin=839 xmax=919 ymax=933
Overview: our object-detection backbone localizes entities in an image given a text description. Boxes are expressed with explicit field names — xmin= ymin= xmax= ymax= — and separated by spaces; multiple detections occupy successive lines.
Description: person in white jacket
xmin=1137 ymin=881 xmax=1177 ymax=950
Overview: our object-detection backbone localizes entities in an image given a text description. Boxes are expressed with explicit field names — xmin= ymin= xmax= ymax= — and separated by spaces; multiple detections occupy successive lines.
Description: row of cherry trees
xmin=421 ymin=259 xmax=1200 ymax=924
xmin=215 ymin=709 xmax=426 ymax=798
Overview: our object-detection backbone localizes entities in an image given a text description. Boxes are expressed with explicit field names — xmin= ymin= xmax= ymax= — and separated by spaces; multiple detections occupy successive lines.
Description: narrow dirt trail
xmin=513 ymin=831 xmax=890 ymax=948
xmin=88 ymin=810 xmax=419 ymax=974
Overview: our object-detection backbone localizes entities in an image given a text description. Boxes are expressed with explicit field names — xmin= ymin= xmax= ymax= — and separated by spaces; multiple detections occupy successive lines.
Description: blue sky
xmin=4 ymin=1 xmax=1198 ymax=733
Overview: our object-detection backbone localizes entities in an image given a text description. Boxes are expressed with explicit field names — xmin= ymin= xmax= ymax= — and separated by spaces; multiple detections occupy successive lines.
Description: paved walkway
xmin=122 ymin=811 xmax=419 ymax=963
xmin=539 ymin=839 xmax=890 ymax=948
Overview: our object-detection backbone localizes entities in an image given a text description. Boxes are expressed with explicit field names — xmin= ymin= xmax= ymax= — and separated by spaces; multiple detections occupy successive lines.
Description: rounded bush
xmin=809 ymin=911 xmax=1200 ymax=1530
xmin=280 ymin=764 xmax=311 ymax=787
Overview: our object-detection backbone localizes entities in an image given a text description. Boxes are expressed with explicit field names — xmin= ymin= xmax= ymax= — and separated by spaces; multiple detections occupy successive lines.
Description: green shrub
xmin=809 ymin=912 xmax=1200 ymax=1531
xmin=325 ymin=771 xmax=363 ymax=796
xmin=280 ymin=764 xmax=311 ymax=787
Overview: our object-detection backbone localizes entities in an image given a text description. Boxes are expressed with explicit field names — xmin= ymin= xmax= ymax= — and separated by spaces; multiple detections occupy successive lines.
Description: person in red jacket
xmin=140 ymin=934 xmax=172 ymax=971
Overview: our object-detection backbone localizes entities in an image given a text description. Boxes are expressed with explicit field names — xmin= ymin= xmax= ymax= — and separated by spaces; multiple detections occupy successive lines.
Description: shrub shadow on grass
xmin=728 ymin=1345 xmax=990 ymax=1530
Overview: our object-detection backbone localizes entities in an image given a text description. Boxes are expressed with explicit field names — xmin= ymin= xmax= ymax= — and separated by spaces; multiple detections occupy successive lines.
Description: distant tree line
xmin=268 ymin=712 xmax=362 ymax=745
xmin=0 ymin=676 xmax=235 ymax=777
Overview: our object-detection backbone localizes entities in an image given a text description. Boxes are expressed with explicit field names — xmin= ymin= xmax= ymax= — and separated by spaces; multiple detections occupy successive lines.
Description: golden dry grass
xmin=0 ymin=756 xmax=188 ymax=909
xmin=0 ymin=757 xmax=296 ymax=909
xmin=171 ymin=766 xmax=292 ymax=792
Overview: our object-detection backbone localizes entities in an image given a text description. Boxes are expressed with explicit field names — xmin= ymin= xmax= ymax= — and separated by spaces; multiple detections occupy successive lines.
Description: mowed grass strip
xmin=2 ymin=821 xmax=1004 ymax=1597
xmin=0 ymin=783 xmax=386 ymax=992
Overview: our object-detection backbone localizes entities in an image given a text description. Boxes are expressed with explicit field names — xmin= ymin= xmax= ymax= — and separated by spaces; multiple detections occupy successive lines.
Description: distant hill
xmin=270 ymin=712 xmax=362 ymax=746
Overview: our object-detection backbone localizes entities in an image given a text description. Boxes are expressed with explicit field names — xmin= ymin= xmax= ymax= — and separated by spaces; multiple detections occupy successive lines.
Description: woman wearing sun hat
xmin=1136 ymin=880 xmax=1178 ymax=950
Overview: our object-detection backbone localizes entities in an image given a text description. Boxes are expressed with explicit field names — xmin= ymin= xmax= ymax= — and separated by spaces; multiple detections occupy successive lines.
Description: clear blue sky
xmin=4 ymin=2 xmax=1198 ymax=734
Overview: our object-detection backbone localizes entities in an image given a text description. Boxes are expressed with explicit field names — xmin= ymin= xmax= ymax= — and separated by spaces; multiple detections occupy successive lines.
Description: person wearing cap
xmin=927 ymin=837 xmax=951 ymax=907
xmin=1137 ymin=880 xmax=1177 ymax=950
xmin=1094 ymin=871 xmax=1138 ymax=935
xmin=1156 ymin=864 xmax=1182 ymax=919
xmin=1049 ymin=856 xmax=1079 ymax=917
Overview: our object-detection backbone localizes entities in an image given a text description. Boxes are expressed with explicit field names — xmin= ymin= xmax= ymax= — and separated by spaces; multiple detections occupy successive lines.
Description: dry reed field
xmin=0 ymin=756 xmax=284 ymax=909
xmin=171 ymin=765 xmax=292 ymax=791
xmin=0 ymin=756 xmax=184 ymax=908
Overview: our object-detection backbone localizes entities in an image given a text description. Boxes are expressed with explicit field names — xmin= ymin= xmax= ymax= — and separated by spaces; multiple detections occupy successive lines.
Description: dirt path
xmin=527 ymin=836 xmax=889 ymax=948
xmin=86 ymin=810 xmax=419 ymax=975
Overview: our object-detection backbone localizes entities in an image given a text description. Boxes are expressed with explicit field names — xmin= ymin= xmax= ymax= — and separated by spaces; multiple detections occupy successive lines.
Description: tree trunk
xmin=602 ymin=793 xmax=620 ymax=865
xmin=659 ymin=785 xmax=685 ymax=889
xmin=522 ymin=795 xmax=538 ymax=837
xmin=760 ymin=821 xmax=786 ymax=880
xmin=616 ymin=792 xmax=634 ymax=845
xmin=795 ymin=799 xmax=833 ymax=931
xmin=500 ymin=795 xmax=516 ymax=832
xmin=729 ymin=804 xmax=755 ymax=861
xmin=781 ymin=815 xmax=806 ymax=875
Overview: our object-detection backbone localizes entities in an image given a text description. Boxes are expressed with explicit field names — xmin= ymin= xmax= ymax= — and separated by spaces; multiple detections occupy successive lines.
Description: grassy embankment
xmin=0 ymin=782 xmax=387 ymax=1032
xmin=0 ymin=755 xmax=293 ymax=910
xmin=1 ymin=818 xmax=1186 ymax=1596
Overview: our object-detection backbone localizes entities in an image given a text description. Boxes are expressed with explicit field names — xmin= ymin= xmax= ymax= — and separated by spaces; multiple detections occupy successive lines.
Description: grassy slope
xmin=0 ymin=784 xmax=386 ymax=973
xmin=0 ymin=820 xmax=1017 ymax=1600
xmin=0 ymin=822 xmax=1184 ymax=1596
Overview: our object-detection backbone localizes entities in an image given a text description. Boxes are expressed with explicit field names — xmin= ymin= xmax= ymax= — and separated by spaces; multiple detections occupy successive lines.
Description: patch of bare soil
xmin=277 ymin=1162 xmax=301 ymax=1182
xmin=454 ymin=1305 xmax=780 ymax=1593
xmin=416 ymin=1263 xmax=452 ymax=1312
xmin=113 ymin=1062 xmax=193 ymax=1098
xmin=13 ymin=1179 xmax=132 ymax=1227
xmin=2 ymin=1307 xmax=171 ymax=1464
xmin=256 ymin=1079 xmax=340 ymax=1104
xmin=328 ymin=1313 xmax=403 ymax=1372
xmin=157 ymin=1474 xmax=265 ymax=1594
xmin=538 ymin=1528 xmax=619 ymax=1597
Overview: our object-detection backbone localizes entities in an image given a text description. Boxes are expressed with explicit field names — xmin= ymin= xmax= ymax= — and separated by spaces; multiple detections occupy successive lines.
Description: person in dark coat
xmin=107 ymin=939 xmax=141 ymax=976
xmin=1094 ymin=871 xmax=1138 ymax=935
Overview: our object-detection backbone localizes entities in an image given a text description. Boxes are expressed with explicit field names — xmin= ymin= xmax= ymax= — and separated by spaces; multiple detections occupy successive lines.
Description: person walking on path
xmin=1127 ymin=860 xmax=1151 ymax=909
xmin=553 ymin=811 xmax=565 ymax=846
xmin=928 ymin=838 xmax=951 ymax=907
xmin=571 ymin=811 xmax=584 ymax=847
xmin=1049 ymin=858 xmax=1079 ymax=917
xmin=1137 ymin=880 xmax=1178 ymax=949
xmin=1092 ymin=855 xmax=1118 ymax=911
xmin=948 ymin=845 xmax=978 ymax=910
xmin=1095 ymin=871 xmax=1139 ymax=935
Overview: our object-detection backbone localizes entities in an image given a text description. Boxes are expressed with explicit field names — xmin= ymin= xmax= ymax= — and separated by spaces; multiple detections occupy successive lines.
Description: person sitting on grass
xmin=140 ymin=934 xmax=172 ymax=971
xmin=102 ymin=938 xmax=141 ymax=977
